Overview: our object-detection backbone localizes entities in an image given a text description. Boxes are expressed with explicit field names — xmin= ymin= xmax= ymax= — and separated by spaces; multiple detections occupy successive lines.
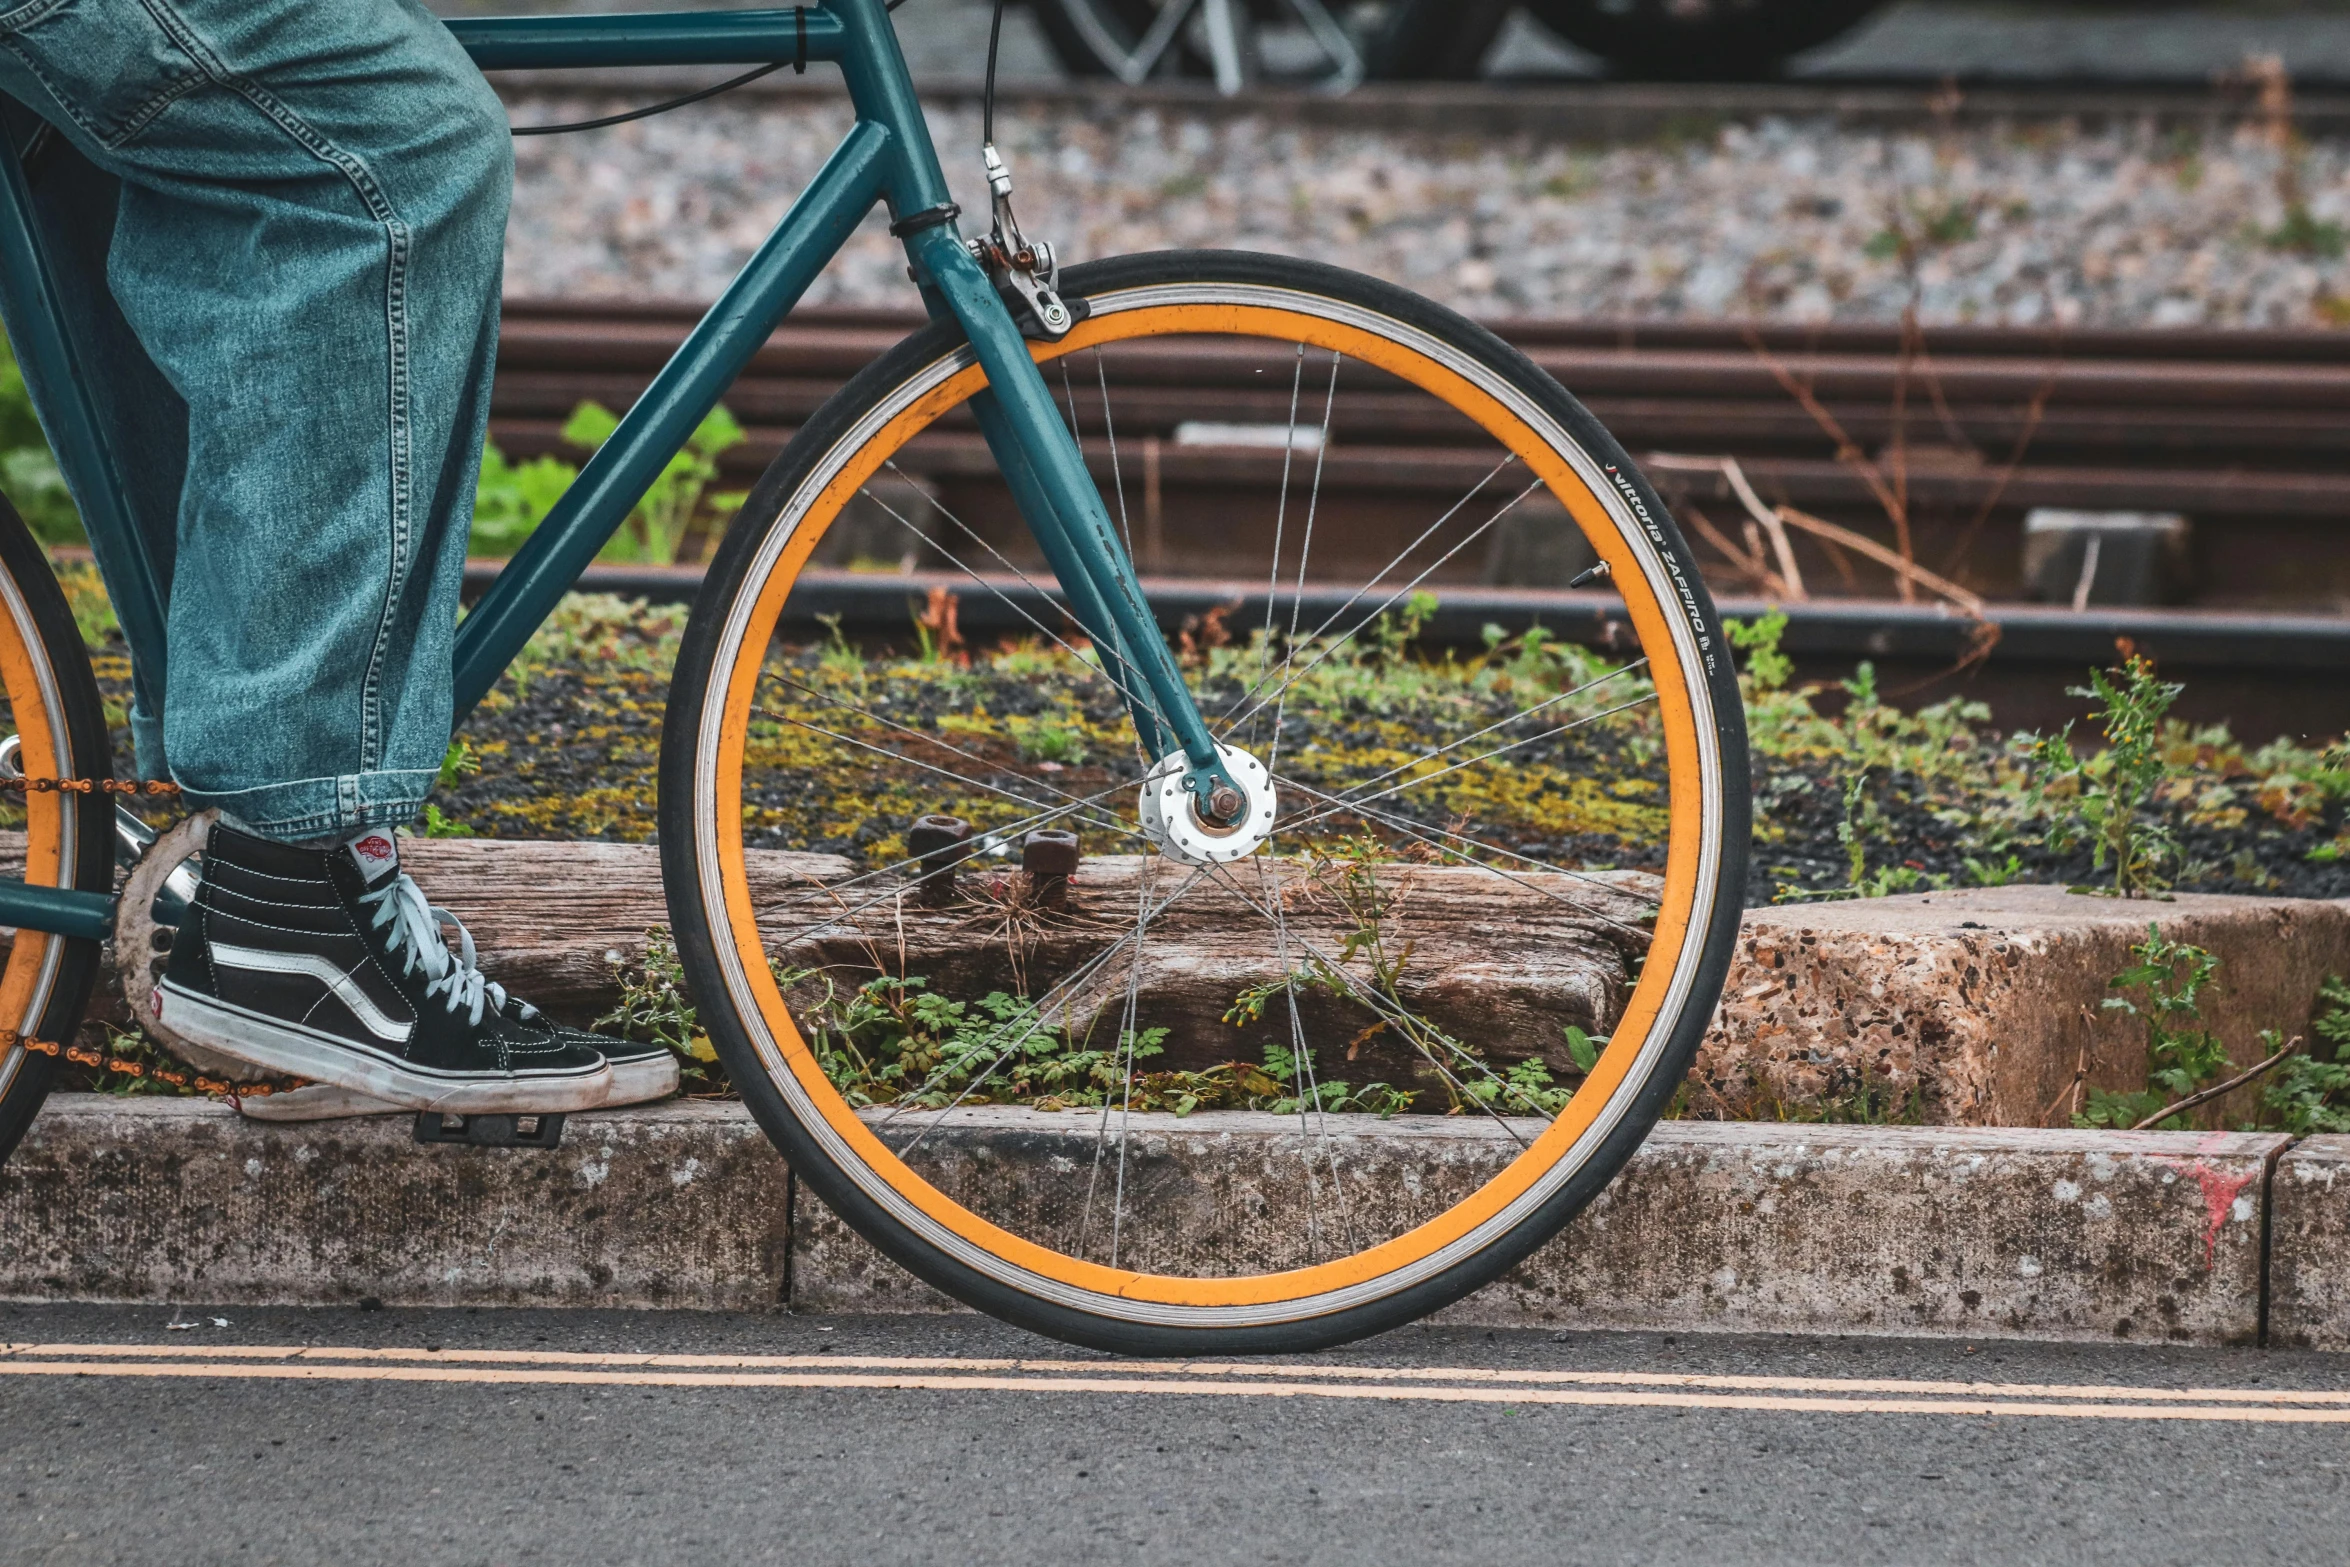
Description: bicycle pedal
xmin=411 ymin=1111 xmax=566 ymax=1149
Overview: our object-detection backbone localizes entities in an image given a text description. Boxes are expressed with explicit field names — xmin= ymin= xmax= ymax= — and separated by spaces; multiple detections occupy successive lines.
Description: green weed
xmin=2074 ymin=927 xmax=2235 ymax=1130
xmin=0 ymin=329 xmax=79 ymax=545
xmin=2263 ymin=975 xmax=2350 ymax=1134
xmin=469 ymin=399 xmax=748 ymax=566
xmin=2025 ymin=654 xmax=2184 ymax=898
xmin=597 ymin=927 xmax=724 ymax=1092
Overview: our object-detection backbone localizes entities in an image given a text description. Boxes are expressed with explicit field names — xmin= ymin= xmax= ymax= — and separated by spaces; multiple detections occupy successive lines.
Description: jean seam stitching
xmin=134 ymin=0 xmax=415 ymax=778
xmin=184 ymin=769 xmax=435 ymax=801
xmin=0 ymin=30 xmax=203 ymax=149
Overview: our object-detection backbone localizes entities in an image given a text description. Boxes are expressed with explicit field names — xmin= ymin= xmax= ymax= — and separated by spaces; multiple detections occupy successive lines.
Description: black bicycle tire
xmin=660 ymin=249 xmax=1750 ymax=1355
xmin=1524 ymin=0 xmax=1887 ymax=79
xmin=0 ymin=496 xmax=127 ymax=1171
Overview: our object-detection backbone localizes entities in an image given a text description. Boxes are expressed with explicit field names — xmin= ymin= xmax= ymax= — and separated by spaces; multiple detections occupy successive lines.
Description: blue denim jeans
xmin=0 ymin=0 xmax=508 ymax=839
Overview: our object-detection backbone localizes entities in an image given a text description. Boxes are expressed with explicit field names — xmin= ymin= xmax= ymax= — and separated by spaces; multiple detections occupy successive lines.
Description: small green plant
xmin=597 ymin=928 xmax=725 ymax=1092
xmin=470 ymin=440 xmax=578 ymax=557
xmin=437 ymin=739 xmax=476 ymax=791
xmin=2263 ymin=204 xmax=2346 ymax=259
xmin=421 ymin=802 xmax=475 ymax=839
xmin=1254 ymin=1041 xmax=1417 ymax=1118
xmin=1724 ymin=609 xmax=1792 ymax=694
xmin=1964 ymin=853 xmax=2025 ymax=887
xmin=0 ymin=327 xmax=80 ymax=545
xmin=2025 ymin=653 xmax=2184 ymax=898
xmin=562 ymin=400 xmax=748 ymax=566
xmin=470 ymin=400 xmax=748 ymax=566
xmin=1776 ymin=768 xmax=1946 ymax=902
xmin=2264 ymin=975 xmax=2350 ymax=1134
xmin=2075 ymin=927 xmax=2235 ymax=1130
xmin=1368 ymin=589 xmax=1442 ymax=662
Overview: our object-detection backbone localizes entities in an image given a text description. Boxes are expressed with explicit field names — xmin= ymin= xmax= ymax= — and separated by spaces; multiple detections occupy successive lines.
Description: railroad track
xmin=489 ymin=299 xmax=2350 ymax=732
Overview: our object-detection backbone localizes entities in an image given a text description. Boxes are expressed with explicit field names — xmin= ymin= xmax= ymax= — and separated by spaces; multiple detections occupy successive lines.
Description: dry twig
xmin=2128 ymin=1035 xmax=2302 ymax=1132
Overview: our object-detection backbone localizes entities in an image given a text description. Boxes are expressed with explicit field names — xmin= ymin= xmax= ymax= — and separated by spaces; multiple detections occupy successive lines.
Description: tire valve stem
xmin=1568 ymin=560 xmax=1612 ymax=590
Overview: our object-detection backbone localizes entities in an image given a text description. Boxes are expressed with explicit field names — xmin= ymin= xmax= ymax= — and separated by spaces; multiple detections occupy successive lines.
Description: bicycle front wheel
xmin=661 ymin=251 xmax=1748 ymax=1353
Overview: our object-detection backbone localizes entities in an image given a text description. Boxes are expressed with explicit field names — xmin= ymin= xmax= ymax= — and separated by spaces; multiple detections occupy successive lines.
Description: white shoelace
xmin=358 ymin=873 xmax=536 ymax=1028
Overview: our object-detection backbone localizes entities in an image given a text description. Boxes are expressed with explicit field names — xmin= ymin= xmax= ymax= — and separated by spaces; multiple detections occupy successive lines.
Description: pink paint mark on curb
xmin=2155 ymin=1158 xmax=2260 ymax=1270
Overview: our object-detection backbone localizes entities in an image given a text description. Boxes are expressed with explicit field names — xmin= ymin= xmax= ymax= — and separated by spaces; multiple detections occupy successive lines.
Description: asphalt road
xmin=5 ymin=1304 xmax=2349 ymax=1566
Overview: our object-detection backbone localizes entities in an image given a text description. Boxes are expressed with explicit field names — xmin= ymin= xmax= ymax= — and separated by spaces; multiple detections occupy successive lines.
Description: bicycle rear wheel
xmin=0 ymin=497 xmax=124 ymax=1169
xmin=660 ymin=251 xmax=1747 ymax=1353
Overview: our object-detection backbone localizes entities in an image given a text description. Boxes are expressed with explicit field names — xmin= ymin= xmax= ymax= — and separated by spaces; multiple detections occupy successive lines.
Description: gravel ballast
xmin=502 ymin=85 xmax=2350 ymax=327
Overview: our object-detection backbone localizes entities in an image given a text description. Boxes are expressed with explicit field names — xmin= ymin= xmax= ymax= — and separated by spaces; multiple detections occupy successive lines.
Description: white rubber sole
xmin=154 ymin=981 xmax=614 ymax=1115
xmin=234 ymin=1052 xmax=680 ymax=1122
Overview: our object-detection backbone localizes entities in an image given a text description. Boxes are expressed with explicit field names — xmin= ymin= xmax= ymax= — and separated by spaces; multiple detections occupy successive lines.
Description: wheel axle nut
xmin=1021 ymin=829 xmax=1080 ymax=905
xmin=1206 ymin=785 xmax=1244 ymax=824
xmin=907 ymin=814 xmax=973 ymax=907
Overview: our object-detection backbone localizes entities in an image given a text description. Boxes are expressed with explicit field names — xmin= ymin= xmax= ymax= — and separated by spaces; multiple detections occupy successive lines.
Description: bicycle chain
xmin=6 ymin=1030 xmax=308 ymax=1098
xmin=0 ymin=777 xmax=179 ymax=795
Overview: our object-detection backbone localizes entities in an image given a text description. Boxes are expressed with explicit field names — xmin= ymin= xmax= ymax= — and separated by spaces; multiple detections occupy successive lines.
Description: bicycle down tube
xmin=0 ymin=0 xmax=1239 ymax=941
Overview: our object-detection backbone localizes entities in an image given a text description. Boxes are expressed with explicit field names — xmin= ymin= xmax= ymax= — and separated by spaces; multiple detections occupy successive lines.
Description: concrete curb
xmin=3 ymin=1097 xmax=2331 ymax=1347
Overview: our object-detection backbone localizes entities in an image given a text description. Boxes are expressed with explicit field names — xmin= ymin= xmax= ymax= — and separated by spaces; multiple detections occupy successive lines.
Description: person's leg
xmin=0 ymin=0 xmax=673 ymax=1111
xmin=0 ymin=0 xmax=505 ymax=838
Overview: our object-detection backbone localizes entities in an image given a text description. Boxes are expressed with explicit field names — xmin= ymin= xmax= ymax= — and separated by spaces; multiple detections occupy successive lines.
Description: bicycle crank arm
xmin=905 ymin=226 xmax=1249 ymax=825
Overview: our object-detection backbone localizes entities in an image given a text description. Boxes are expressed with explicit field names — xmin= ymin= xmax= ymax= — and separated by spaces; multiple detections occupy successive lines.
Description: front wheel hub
xmin=1138 ymin=744 xmax=1277 ymax=865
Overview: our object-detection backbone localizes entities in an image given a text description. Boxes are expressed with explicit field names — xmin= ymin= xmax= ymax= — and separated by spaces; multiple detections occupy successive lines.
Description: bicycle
xmin=0 ymin=0 xmax=1747 ymax=1355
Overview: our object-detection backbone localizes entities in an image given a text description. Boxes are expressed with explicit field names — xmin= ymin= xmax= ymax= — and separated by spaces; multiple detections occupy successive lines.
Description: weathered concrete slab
xmin=2261 ymin=1134 xmax=2350 ymax=1350
xmin=4 ymin=1098 xmax=2285 ymax=1343
xmin=1446 ymin=1122 xmax=2286 ymax=1343
xmin=1698 ymin=887 xmax=2350 ymax=1126
xmin=0 ymin=1097 xmax=791 ymax=1309
xmin=793 ymin=1108 xmax=2290 ymax=1344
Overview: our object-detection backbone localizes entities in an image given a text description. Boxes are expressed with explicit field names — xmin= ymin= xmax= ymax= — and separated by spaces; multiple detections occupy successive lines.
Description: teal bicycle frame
xmin=0 ymin=0 xmax=1240 ymax=943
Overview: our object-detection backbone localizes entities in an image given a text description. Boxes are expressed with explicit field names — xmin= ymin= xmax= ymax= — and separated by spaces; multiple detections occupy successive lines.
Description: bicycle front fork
xmin=903 ymin=223 xmax=1253 ymax=830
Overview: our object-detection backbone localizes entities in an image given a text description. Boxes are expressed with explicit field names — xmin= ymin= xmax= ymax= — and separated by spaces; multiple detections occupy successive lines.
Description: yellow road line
xmin=5 ymin=1343 xmax=2345 ymax=1407
xmin=4 ymin=1353 xmax=2350 ymax=1421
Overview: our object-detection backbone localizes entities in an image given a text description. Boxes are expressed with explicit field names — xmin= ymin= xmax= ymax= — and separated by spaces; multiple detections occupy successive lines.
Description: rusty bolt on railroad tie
xmin=907 ymin=813 xmax=974 ymax=907
xmin=1021 ymin=829 xmax=1081 ymax=907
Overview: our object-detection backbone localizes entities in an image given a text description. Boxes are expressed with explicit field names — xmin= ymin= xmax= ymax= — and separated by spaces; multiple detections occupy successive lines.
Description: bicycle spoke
xmin=1093 ymin=348 xmax=1135 ymax=558
xmin=1312 ymin=658 xmax=1650 ymax=809
xmin=867 ymin=466 xmax=1178 ymax=740
xmin=1264 ymin=349 xmax=1343 ymax=776
xmin=1216 ymin=468 xmax=1537 ymax=740
xmin=1283 ymin=689 xmax=1662 ymax=838
xmin=1271 ymin=777 xmax=1658 ymax=941
xmin=1258 ymin=854 xmax=1351 ymax=1260
xmin=762 ymin=674 xmax=1149 ymax=841
xmin=1211 ymin=454 xmax=1517 ymax=731
xmin=1255 ymin=343 xmax=1309 ymax=709
xmin=884 ymin=865 xmax=1210 ymax=1149
xmin=1106 ymin=854 xmax=1159 ymax=1268
xmin=1198 ymin=862 xmax=1547 ymax=1139
xmin=746 ymin=773 xmax=1136 ymax=934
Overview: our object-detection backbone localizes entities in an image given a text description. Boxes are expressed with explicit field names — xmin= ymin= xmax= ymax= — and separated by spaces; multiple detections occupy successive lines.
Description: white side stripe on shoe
xmin=207 ymin=943 xmax=413 ymax=1045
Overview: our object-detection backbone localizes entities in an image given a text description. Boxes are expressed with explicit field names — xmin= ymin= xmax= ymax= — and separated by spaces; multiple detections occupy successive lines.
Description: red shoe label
xmin=149 ymin=986 xmax=162 ymax=1017
xmin=347 ymin=832 xmax=398 ymax=881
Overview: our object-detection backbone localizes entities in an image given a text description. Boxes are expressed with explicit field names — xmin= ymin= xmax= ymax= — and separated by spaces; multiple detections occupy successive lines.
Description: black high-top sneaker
xmin=154 ymin=823 xmax=618 ymax=1114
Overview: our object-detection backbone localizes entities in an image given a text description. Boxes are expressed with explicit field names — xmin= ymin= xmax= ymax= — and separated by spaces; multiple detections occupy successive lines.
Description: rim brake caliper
xmin=969 ymin=141 xmax=1078 ymax=341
